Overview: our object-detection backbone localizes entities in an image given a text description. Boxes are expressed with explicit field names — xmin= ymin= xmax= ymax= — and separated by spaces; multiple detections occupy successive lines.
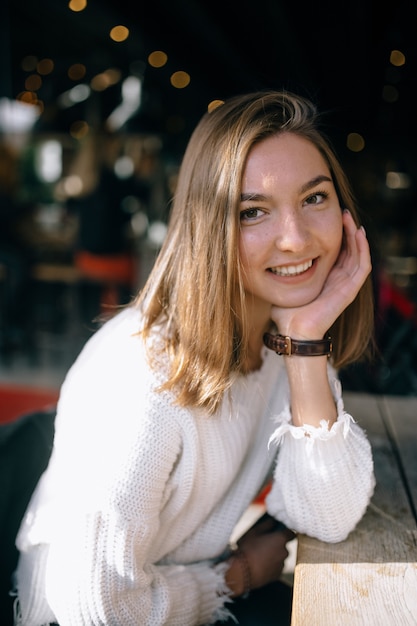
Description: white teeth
xmin=270 ymin=260 xmax=313 ymax=276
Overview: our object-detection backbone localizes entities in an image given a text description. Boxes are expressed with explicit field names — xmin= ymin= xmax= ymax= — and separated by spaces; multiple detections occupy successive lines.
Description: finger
xmin=340 ymin=211 xmax=371 ymax=276
xmin=351 ymin=223 xmax=371 ymax=273
xmin=355 ymin=227 xmax=372 ymax=280
xmin=342 ymin=207 xmax=360 ymax=231
xmin=341 ymin=210 xmax=360 ymax=258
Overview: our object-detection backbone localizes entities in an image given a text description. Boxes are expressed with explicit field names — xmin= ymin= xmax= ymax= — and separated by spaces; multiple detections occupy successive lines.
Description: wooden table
xmin=291 ymin=392 xmax=417 ymax=625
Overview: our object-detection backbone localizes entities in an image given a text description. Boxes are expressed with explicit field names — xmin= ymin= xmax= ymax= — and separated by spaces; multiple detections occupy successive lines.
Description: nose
xmin=274 ymin=208 xmax=310 ymax=252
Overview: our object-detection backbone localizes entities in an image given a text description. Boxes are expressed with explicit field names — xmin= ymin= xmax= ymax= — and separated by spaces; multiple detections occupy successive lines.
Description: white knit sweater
xmin=15 ymin=306 xmax=375 ymax=626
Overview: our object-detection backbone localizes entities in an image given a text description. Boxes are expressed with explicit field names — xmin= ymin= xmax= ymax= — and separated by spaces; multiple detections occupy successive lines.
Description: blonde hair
xmin=135 ymin=90 xmax=374 ymax=413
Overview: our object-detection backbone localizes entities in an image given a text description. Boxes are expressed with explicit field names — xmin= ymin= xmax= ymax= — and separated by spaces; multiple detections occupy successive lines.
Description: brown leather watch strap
xmin=263 ymin=332 xmax=332 ymax=357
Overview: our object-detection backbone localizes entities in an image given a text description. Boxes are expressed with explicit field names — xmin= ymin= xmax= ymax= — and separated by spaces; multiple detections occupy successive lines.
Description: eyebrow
xmin=299 ymin=175 xmax=333 ymax=194
xmin=240 ymin=175 xmax=333 ymax=202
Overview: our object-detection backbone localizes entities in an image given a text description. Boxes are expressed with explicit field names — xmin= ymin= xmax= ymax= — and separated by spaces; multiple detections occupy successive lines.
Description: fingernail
xmin=360 ymin=225 xmax=366 ymax=236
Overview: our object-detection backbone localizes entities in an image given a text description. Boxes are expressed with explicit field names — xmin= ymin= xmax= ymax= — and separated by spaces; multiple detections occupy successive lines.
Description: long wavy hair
xmin=135 ymin=90 xmax=375 ymax=413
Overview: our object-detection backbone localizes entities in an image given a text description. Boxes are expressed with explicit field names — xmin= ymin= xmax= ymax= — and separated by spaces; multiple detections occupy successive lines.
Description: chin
xmin=270 ymin=291 xmax=321 ymax=309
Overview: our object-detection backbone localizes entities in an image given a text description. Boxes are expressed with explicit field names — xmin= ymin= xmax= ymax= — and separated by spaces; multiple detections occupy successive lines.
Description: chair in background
xmin=0 ymin=408 xmax=56 ymax=626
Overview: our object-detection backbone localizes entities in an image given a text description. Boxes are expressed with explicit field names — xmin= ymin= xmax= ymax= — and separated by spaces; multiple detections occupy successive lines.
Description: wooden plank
xmin=378 ymin=395 xmax=417 ymax=517
xmin=292 ymin=562 xmax=417 ymax=625
xmin=344 ymin=392 xmax=415 ymax=529
xmin=291 ymin=393 xmax=417 ymax=626
xmin=292 ymin=512 xmax=417 ymax=625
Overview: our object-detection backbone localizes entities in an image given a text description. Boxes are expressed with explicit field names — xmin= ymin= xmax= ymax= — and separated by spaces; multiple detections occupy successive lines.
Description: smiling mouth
xmin=269 ymin=259 xmax=314 ymax=277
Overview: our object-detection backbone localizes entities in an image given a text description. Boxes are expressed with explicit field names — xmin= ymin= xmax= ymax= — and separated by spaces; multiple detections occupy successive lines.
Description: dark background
xmin=2 ymin=0 xmax=416 ymax=232
xmin=1 ymin=5 xmax=417 ymax=624
xmin=3 ymin=0 xmax=416 ymax=144
xmin=1 ymin=0 xmax=417 ymax=395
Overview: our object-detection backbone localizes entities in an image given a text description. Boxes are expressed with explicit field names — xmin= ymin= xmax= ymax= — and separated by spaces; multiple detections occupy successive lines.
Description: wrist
xmin=263 ymin=332 xmax=332 ymax=357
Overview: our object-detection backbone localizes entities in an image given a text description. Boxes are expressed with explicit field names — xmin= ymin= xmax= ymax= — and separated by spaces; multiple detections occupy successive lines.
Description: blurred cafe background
xmin=0 ymin=0 xmax=417 ymax=395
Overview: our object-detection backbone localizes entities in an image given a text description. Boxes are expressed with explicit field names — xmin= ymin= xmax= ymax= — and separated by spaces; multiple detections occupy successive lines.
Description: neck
xmin=245 ymin=321 xmax=274 ymax=372
xmin=243 ymin=298 xmax=275 ymax=371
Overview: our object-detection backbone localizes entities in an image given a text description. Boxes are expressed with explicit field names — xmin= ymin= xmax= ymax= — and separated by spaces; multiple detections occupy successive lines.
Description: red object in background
xmin=75 ymin=250 xmax=138 ymax=310
xmin=253 ymin=482 xmax=272 ymax=505
xmin=0 ymin=385 xmax=59 ymax=424
xmin=75 ymin=251 xmax=136 ymax=286
xmin=378 ymin=270 xmax=417 ymax=323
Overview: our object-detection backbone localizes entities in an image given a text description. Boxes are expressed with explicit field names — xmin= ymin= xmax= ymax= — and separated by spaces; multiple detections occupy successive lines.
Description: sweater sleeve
xmin=265 ymin=369 xmax=376 ymax=543
xmin=15 ymin=314 xmax=234 ymax=626
xmin=17 ymin=395 xmax=233 ymax=626
xmin=46 ymin=390 xmax=234 ymax=626
xmin=43 ymin=515 xmax=230 ymax=626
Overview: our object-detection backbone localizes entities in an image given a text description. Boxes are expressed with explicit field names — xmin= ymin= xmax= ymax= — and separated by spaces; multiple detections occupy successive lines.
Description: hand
xmin=271 ymin=209 xmax=371 ymax=339
xmin=226 ymin=514 xmax=295 ymax=596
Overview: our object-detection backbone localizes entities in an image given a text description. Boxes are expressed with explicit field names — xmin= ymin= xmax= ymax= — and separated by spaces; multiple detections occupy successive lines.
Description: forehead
xmin=243 ymin=133 xmax=330 ymax=188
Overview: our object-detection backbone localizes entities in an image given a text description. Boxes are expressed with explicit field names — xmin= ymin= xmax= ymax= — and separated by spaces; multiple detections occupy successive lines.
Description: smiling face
xmin=239 ymin=132 xmax=343 ymax=324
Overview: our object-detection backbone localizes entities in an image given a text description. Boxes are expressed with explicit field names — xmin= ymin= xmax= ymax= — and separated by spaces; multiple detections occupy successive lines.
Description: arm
xmin=265 ymin=366 xmax=375 ymax=542
xmin=223 ymin=514 xmax=295 ymax=597
xmin=271 ymin=209 xmax=371 ymax=429
xmin=265 ymin=211 xmax=375 ymax=541
xmin=42 ymin=400 xmax=230 ymax=626
xmin=15 ymin=325 xmax=234 ymax=626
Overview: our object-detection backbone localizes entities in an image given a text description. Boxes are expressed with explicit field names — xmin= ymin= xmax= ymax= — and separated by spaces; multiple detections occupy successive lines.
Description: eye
xmin=240 ymin=207 xmax=265 ymax=222
xmin=304 ymin=190 xmax=329 ymax=206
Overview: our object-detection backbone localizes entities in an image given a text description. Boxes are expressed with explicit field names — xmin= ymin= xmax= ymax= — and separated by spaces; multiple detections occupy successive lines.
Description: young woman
xmin=14 ymin=90 xmax=375 ymax=626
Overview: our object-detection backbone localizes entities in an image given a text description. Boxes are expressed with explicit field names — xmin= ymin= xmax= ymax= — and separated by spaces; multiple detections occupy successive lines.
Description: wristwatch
xmin=263 ymin=332 xmax=332 ymax=357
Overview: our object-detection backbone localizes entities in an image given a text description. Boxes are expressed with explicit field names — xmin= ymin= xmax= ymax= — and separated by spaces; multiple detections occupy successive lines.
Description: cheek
xmin=324 ymin=213 xmax=343 ymax=256
xmin=238 ymin=231 xmax=257 ymax=272
xmin=238 ymin=245 xmax=251 ymax=282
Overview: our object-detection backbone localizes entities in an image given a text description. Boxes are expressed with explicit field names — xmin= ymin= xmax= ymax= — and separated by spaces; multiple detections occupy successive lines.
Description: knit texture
xmin=14 ymin=307 xmax=375 ymax=625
